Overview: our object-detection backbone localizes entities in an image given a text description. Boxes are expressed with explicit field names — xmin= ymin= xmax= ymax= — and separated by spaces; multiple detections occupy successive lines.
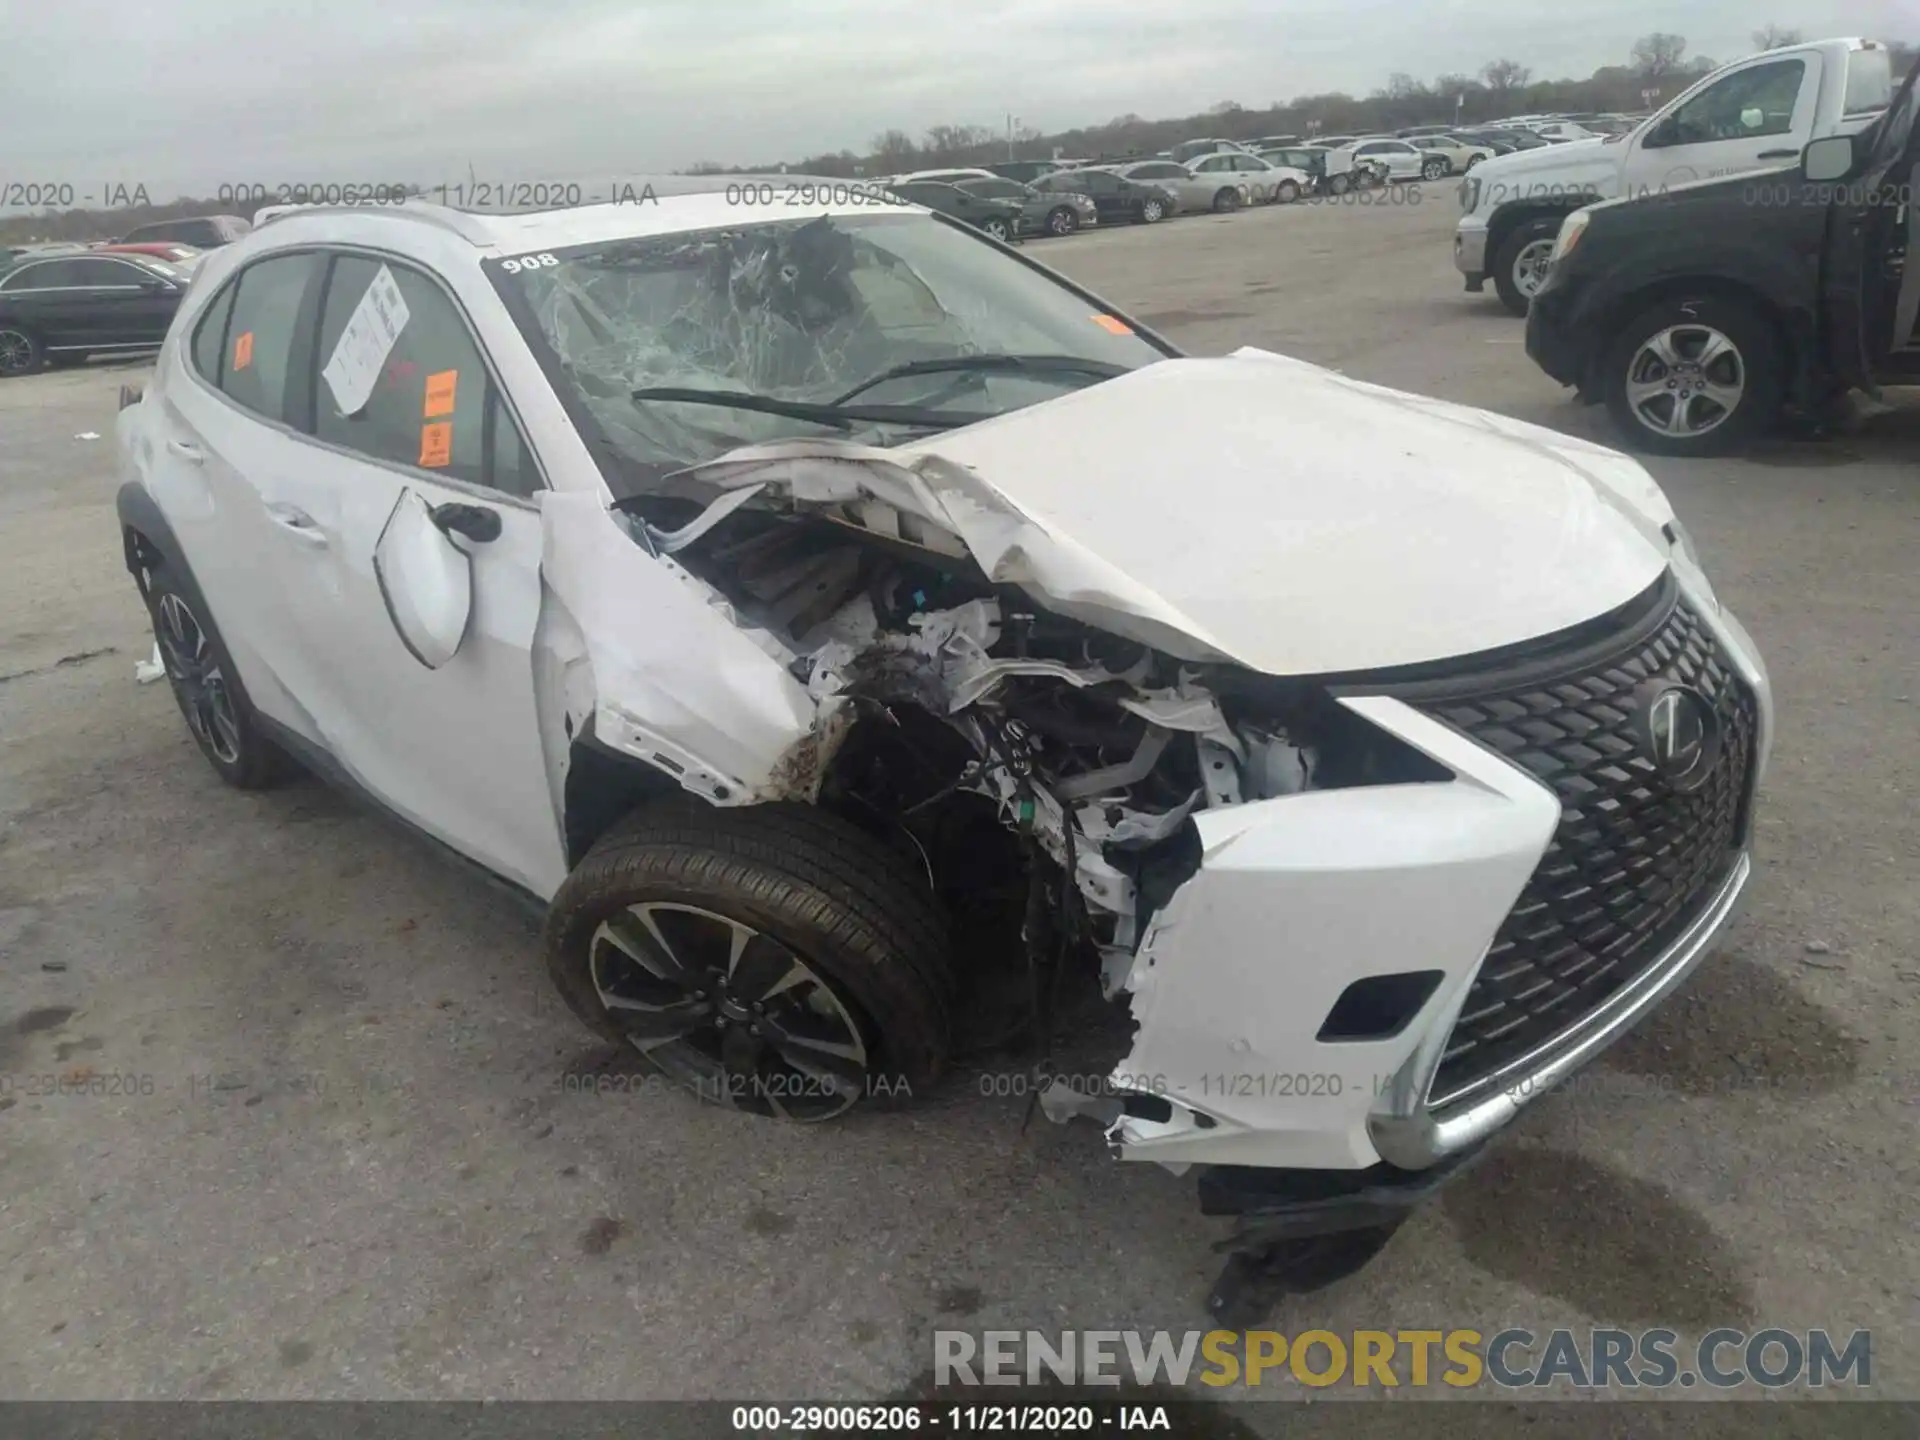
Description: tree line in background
xmin=707 ymin=30 xmax=1918 ymax=177
xmin=4 ymin=29 xmax=1915 ymax=243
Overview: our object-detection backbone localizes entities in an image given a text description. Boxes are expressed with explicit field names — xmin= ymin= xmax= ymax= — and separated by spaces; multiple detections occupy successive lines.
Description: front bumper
xmin=1523 ymin=270 xmax=1593 ymax=389
xmin=1454 ymin=216 xmax=1489 ymax=290
xmin=1103 ymin=575 xmax=1772 ymax=1176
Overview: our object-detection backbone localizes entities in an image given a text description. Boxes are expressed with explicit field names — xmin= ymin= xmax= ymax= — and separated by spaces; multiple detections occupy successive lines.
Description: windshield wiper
xmin=629 ymin=387 xmax=991 ymax=431
xmin=831 ymin=353 xmax=1130 ymax=405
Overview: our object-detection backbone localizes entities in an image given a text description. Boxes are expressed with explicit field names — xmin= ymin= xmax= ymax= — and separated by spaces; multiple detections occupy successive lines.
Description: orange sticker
xmin=418 ymin=422 xmax=452 ymax=468
xmin=232 ymin=331 xmax=254 ymax=369
xmin=423 ymin=369 xmax=459 ymax=418
xmin=1090 ymin=314 xmax=1133 ymax=335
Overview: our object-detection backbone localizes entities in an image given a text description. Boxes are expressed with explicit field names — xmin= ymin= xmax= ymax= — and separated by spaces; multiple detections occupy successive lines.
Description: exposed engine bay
xmin=613 ymin=473 xmax=1450 ymax=1019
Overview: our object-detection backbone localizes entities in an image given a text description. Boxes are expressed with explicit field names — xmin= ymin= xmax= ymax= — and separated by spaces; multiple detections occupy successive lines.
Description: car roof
xmin=249 ymin=178 xmax=923 ymax=258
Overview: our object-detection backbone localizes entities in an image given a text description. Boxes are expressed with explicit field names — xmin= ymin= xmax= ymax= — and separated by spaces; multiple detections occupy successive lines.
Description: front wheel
xmin=1421 ymin=158 xmax=1449 ymax=181
xmin=1138 ymin=197 xmax=1166 ymax=223
xmin=1212 ymin=187 xmax=1241 ymax=213
xmin=1601 ymin=296 xmax=1784 ymax=457
xmin=1491 ymin=216 xmax=1562 ymax=317
xmin=981 ymin=216 xmax=1012 ymax=242
xmin=1044 ymin=206 xmax=1077 ymax=236
xmin=1328 ymin=172 xmax=1352 ymax=196
xmin=545 ymin=801 xmax=955 ymax=1120
xmin=1275 ymin=180 xmax=1301 ymax=204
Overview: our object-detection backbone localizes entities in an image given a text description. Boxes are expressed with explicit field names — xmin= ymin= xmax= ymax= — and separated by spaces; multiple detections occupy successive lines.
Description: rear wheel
xmin=545 ymin=800 xmax=954 ymax=1119
xmin=0 ymin=326 xmax=43 ymax=378
xmin=1138 ymin=196 xmax=1167 ymax=223
xmin=141 ymin=552 xmax=290 ymax=788
xmin=1328 ymin=172 xmax=1352 ymax=196
xmin=1211 ymin=187 xmax=1241 ymax=213
xmin=1491 ymin=216 xmax=1562 ymax=317
xmin=1044 ymin=206 xmax=1077 ymax=236
xmin=1601 ymin=295 xmax=1784 ymax=457
xmin=1275 ymin=180 xmax=1301 ymax=204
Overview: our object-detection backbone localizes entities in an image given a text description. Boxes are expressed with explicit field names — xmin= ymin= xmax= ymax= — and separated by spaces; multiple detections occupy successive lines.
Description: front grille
xmin=1413 ymin=586 xmax=1758 ymax=1106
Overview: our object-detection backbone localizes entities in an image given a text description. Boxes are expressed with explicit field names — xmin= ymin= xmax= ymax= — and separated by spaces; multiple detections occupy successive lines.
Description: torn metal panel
xmin=1100 ymin=698 xmax=1563 ymax=1171
xmin=539 ymin=490 xmax=841 ymax=803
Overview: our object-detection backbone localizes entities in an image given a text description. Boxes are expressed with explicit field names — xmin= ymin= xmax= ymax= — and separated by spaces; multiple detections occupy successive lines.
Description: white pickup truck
xmin=1456 ymin=37 xmax=1897 ymax=314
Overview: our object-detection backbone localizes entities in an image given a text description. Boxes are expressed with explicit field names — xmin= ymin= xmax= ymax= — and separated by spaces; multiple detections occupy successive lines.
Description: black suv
xmin=1525 ymin=62 xmax=1919 ymax=456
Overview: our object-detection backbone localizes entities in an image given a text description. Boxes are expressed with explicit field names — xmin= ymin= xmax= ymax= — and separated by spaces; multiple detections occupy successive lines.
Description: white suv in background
xmin=115 ymin=183 xmax=1772 ymax=1323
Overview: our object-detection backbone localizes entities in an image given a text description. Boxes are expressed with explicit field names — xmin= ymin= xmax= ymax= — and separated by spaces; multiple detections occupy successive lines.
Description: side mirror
xmin=1803 ymin=133 xmax=1856 ymax=182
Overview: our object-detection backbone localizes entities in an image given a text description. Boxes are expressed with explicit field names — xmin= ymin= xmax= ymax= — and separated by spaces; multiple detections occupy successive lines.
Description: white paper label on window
xmin=321 ymin=264 xmax=410 ymax=417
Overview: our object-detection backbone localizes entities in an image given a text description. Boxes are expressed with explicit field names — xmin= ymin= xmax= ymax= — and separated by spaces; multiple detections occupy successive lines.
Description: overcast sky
xmin=3 ymin=0 xmax=1910 ymax=203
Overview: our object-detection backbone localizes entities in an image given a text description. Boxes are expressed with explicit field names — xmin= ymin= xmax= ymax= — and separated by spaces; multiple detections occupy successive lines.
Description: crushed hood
xmin=673 ymin=350 xmax=1671 ymax=677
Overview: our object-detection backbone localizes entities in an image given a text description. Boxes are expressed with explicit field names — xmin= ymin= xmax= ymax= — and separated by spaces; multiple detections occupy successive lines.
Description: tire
xmin=1422 ymin=158 xmax=1449 ymax=181
xmin=1328 ymin=173 xmax=1352 ymax=196
xmin=1491 ymin=216 xmax=1562 ymax=317
xmin=981 ymin=216 xmax=1012 ymax=242
xmin=1601 ymin=295 xmax=1784 ymax=458
xmin=139 ymin=550 xmax=291 ymax=789
xmin=545 ymin=799 xmax=954 ymax=1119
xmin=1044 ymin=206 xmax=1077 ymax=236
xmin=1211 ymin=187 xmax=1241 ymax=213
xmin=1275 ymin=180 xmax=1301 ymax=204
xmin=0 ymin=326 xmax=43 ymax=378
xmin=1138 ymin=197 xmax=1166 ymax=223
xmin=1465 ymin=154 xmax=1484 ymax=170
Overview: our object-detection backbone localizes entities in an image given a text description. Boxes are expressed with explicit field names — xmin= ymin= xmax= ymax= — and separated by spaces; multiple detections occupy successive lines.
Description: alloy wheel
xmin=590 ymin=902 xmax=872 ymax=1120
xmin=155 ymin=592 xmax=242 ymax=764
xmin=1047 ymin=208 xmax=1075 ymax=236
xmin=1624 ymin=325 xmax=1746 ymax=439
xmin=0 ymin=329 xmax=35 ymax=376
xmin=1511 ymin=238 xmax=1555 ymax=299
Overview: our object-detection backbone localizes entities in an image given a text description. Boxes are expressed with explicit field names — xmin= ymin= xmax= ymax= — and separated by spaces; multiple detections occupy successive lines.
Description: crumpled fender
xmin=538 ymin=490 xmax=832 ymax=803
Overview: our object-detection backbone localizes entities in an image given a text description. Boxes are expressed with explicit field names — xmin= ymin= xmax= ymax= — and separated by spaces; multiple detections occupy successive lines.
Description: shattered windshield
xmin=486 ymin=212 xmax=1167 ymax=493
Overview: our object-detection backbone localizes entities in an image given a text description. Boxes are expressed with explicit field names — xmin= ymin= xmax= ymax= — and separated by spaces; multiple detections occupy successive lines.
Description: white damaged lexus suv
xmin=115 ymin=180 xmax=1772 ymax=1322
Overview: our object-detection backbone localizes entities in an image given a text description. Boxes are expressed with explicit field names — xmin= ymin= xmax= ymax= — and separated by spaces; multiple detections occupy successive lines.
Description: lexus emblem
xmin=1634 ymin=681 xmax=1719 ymax=790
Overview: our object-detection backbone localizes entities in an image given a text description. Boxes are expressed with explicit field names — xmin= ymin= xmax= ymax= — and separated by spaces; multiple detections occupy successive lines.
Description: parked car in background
xmin=95 ymin=241 xmax=205 ymax=265
xmin=1118 ymin=159 xmax=1247 ymax=212
xmin=1458 ymin=128 xmax=1552 ymax=153
xmin=1530 ymin=121 xmax=1603 ymax=143
xmin=985 ymin=161 xmax=1062 ymax=184
xmin=1169 ymin=138 xmax=1258 ymax=164
xmin=0 ymin=252 xmax=192 ymax=375
xmin=1035 ymin=167 xmax=1177 ymax=224
xmin=958 ymin=175 xmax=1098 ymax=236
xmin=1324 ymin=139 xmax=1427 ymax=185
xmin=1408 ymin=135 xmax=1493 ymax=174
xmin=1457 ymin=35 xmax=1896 ymax=315
xmin=1254 ymin=134 xmax=1302 ymax=148
xmin=118 ymin=214 xmax=253 ymax=249
xmin=886 ymin=180 xmax=1024 ymax=241
xmin=1526 ymin=58 xmax=1919 ymax=455
xmin=1311 ymin=135 xmax=1361 ymax=149
xmin=1187 ymin=151 xmax=1309 ymax=203
xmin=889 ymin=168 xmax=999 ymax=185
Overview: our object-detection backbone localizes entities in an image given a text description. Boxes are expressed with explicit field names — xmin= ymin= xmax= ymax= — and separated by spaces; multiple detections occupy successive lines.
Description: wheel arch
xmin=1485 ymin=201 xmax=1583 ymax=266
xmin=561 ymin=733 xmax=696 ymax=868
xmin=116 ymin=480 xmax=185 ymax=598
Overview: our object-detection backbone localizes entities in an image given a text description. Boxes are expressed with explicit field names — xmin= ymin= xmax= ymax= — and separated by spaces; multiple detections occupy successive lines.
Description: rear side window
xmin=220 ymin=253 xmax=322 ymax=424
xmin=314 ymin=255 xmax=539 ymax=498
xmin=190 ymin=282 xmax=237 ymax=382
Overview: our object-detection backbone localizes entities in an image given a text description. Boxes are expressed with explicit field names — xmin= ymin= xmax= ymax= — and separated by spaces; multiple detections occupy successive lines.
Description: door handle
xmin=265 ymin=502 xmax=328 ymax=547
xmin=429 ymin=501 xmax=502 ymax=544
xmin=165 ymin=438 xmax=204 ymax=464
xmin=1757 ymin=149 xmax=1797 ymax=159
